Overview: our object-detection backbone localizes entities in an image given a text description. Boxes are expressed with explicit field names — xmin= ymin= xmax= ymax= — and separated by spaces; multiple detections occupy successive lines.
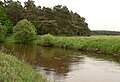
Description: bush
xmin=13 ymin=19 xmax=36 ymax=43
xmin=0 ymin=23 xmax=7 ymax=42
xmin=41 ymin=34 xmax=54 ymax=47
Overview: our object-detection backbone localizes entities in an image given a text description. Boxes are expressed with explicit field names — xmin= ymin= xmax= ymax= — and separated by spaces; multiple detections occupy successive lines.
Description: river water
xmin=0 ymin=44 xmax=120 ymax=82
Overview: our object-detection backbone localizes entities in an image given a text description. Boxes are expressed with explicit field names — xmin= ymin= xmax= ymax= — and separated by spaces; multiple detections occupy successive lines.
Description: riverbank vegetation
xmin=52 ymin=36 xmax=120 ymax=55
xmin=37 ymin=35 xmax=120 ymax=55
xmin=0 ymin=52 xmax=48 ymax=82
xmin=4 ymin=35 xmax=120 ymax=56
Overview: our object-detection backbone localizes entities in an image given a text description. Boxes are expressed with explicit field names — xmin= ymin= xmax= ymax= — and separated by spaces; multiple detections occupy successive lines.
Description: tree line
xmin=0 ymin=0 xmax=90 ymax=36
xmin=91 ymin=30 xmax=120 ymax=36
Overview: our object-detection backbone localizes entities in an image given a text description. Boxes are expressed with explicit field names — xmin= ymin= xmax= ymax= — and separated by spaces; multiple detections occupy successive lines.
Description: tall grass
xmin=0 ymin=52 xmax=48 ymax=82
xmin=53 ymin=36 xmax=120 ymax=55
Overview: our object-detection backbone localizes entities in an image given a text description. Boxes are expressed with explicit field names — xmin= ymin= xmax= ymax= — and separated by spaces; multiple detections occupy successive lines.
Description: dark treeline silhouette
xmin=0 ymin=0 xmax=90 ymax=36
xmin=91 ymin=30 xmax=120 ymax=36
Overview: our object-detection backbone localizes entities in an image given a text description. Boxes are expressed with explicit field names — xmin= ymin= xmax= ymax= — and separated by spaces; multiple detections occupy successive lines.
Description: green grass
xmin=5 ymin=36 xmax=15 ymax=43
xmin=52 ymin=36 xmax=120 ymax=55
xmin=4 ymin=35 xmax=120 ymax=55
xmin=0 ymin=52 xmax=48 ymax=82
xmin=33 ymin=35 xmax=120 ymax=55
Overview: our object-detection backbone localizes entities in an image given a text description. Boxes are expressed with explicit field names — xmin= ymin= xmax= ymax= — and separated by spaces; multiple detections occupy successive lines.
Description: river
xmin=0 ymin=44 xmax=120 ymax=82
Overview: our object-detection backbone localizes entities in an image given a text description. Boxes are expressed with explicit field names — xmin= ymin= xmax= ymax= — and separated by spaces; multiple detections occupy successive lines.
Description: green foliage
xmin=53 ymin=36 xmax=120 ymax=55
xmin=0 ymin=5 xmax=13 ymax=35
xmin=0 ymin=6 xmax=7 ymax=25
xmin=0 ymin=23 xmax=7 ymax=42
xmin=24 ymin=0 xmax=38 ymax=22
xmin=13 ymin=19 xmax=36 ymax=43
xmin=35 ymin=5 xmax=91 ymax=36
xmin=5 ymin=35 xmax=15 ymax=43
xmin=0 ymin=52 xmax=48 ymax=82
xmin=37 ymin=20 xmax=58 ymax=35
xmin=4 ymin=20 xmax=13 ymax=35
xmin=41 ymin=34 xmax=54 ymax=47
xmin=4 ymin=0 xmax=24 ymax=25
xmin=0 ymin=0 xmax=91 ymax=36
xmin=33 ymin=35 xmax=120 ymax=55
xmin=3 ymin=35 xmax=120 ymax=55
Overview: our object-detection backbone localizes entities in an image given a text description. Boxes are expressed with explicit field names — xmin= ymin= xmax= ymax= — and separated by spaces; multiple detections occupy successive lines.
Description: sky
xmin=15 ymin=0 xmax=120 ymax=31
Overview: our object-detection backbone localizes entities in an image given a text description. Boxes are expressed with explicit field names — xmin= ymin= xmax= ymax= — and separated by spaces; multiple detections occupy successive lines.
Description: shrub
xmin=0 ymin=23 xmax=7 ymax=42
xmin=41 ymin=34 xmax=54 ymax=47
xmin=13 ymin=19 xmax=36 ymax=43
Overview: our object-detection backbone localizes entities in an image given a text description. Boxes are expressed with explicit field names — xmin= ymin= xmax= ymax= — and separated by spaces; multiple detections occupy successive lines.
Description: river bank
xmin=1 ymin=44 xmax=120 ymax=82
xmin=53 ymin=36 xmax=120 ymax=56
xmin=0 ymin=52 xmax=48 ymax=82
xmin=34 ymin=35 xmax=120 ymax=56
xmin=5 ymin=35 xmax=120 ymax=56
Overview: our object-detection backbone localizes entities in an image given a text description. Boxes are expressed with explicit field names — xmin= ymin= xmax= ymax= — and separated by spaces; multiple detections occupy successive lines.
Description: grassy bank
xmin=52 ymin=36 xmax=120 ymax=55
xmin=0 ymin=52 xmax=48 ymax=82
xmin=33 ymin=35 xmax=120 ymax=55
xmin=4 ymin=35 xmax=120 ymax=55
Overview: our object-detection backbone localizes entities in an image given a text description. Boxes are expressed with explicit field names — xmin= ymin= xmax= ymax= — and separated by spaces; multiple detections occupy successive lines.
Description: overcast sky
xmin=16 ymin=0 xmax=120 ymax=31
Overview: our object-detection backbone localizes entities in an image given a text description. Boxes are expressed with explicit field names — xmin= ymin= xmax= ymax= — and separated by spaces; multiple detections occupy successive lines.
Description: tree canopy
xmin=13 ymin=19 xmax=36 ymax=43
xmin=0 ymin=0 xmax=91 ymax=36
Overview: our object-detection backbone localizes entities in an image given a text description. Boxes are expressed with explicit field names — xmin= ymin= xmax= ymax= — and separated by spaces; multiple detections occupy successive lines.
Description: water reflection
xmin=0 ymin=44 xmax=120 ymax=82
xmin=0 ymin=44 xmax=84 ymax=81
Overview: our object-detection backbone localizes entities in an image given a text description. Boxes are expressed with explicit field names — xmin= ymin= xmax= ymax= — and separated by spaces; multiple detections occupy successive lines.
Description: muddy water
xmin=0 ymin=44 xmax=120 ymax=82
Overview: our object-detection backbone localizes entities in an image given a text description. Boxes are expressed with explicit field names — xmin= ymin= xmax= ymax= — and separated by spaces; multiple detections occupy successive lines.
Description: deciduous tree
xmin=13 ymin=19 xmax=36 ymax=43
